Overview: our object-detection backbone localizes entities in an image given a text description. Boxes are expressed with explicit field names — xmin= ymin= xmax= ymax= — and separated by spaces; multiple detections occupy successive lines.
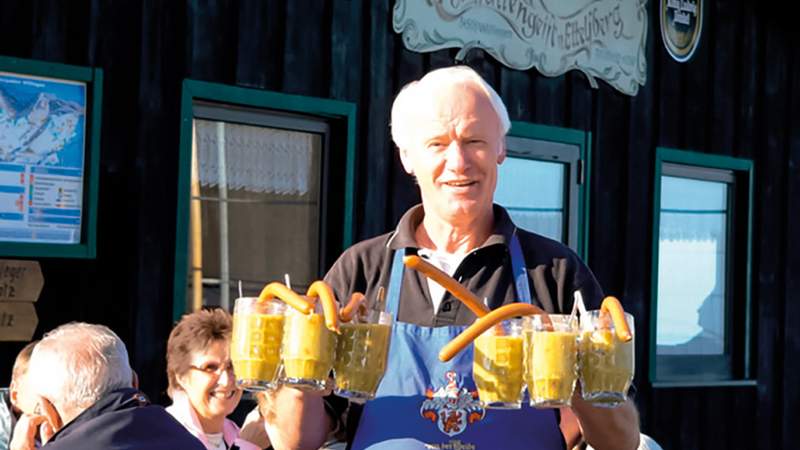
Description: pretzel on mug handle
xmin=306 ymin=280 xmax=341 ymax=333
xmin=403 ymin=255 xmax=490 ymax=318
xmin=600 ymin=296 xmax=632 ymax=342
xmin=257 ymin=282 xmax=313 ymax=314
xmin=439 ymin=302 xmax=552 ymax=362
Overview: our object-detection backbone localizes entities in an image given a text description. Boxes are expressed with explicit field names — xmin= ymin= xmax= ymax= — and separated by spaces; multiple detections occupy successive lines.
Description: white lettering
xmin=673 ymin=10 xmax=691 ymax=25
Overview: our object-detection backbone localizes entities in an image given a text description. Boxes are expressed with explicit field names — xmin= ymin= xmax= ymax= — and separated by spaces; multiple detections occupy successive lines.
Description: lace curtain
xmin=195 ymin=119 xmax=313 ymax=195
xmin=508 ymin=211 xmax=563 ymax=242
xmin=659 ymin=212 xmax=726 ymax=241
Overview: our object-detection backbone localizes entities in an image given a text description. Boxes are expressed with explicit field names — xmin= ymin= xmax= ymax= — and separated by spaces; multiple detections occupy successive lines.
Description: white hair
xmin=27 ymin=322 xmax=133 ymax=413
xmin=390 ymin=65 xmax=511 ymax=151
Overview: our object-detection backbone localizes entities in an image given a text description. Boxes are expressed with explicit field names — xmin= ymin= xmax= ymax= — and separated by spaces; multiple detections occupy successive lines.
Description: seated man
xmin=1 ymin=341 xmax=39 ymax=450
xmin=10 ymin=322 xmax=205 ymax=450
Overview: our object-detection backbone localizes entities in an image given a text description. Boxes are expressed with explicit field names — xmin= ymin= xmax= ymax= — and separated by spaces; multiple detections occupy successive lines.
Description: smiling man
xmin=266 ymin=66 xmax=641 ymax=450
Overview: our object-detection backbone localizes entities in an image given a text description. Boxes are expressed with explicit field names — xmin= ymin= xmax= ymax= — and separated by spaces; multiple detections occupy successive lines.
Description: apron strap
xmin=385 ymin=249 xmax=405 ymax=316
xmin=510 ymin=231 xmax=533 ymax=305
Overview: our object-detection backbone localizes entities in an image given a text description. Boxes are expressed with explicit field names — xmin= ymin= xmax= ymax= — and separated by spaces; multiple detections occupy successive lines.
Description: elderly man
xmin=267 ymin=66 xmax=640 ymax=450
xmin=10 ymin=323 xmax=205 ymax=450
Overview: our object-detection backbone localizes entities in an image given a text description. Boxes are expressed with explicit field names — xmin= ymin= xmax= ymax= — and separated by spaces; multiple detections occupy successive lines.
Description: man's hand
xmin=570 ymin=392 xmax=640 ymax=450
xmin=238 ymin=406 xmax=271 ymax=449
xmin=9 ymin=414 xmax=48 ymax=450
xmin=260 ymin=385 xmax=333 ymax=450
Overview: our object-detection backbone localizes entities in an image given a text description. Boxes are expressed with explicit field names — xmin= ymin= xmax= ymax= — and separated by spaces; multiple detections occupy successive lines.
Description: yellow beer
xmin=526 ymin=315 xmax=578 ymax=408
xmin=473 ymin=327 xmax=524 ymax=409
xmin=333 ymin=322 xmax=391 ymax=400
xmin=578 ymin=311 xmax=635 ymax=406
xmin=231 ymin=297 xmax=285 ymax=391
xmin=281 ymin=310 xmax=336 ymax=390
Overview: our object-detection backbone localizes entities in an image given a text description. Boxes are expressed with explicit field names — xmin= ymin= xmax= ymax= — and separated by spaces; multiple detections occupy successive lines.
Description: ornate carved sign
xmin=393 ymin=0 xmax=649 ymax=96
xmin=660 ymin=0 xmax=702 ymax=62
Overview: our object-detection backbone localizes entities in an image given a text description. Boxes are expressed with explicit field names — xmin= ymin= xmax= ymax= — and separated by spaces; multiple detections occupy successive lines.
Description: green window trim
xmin=0 ymin=56 xmax=103 ymax=259
xmin=650 ymin=147 xmax=754 ymax=386
xmin=507 ymin=121 xmax=591 ymax=260
xmin=173 ymin=80 xmax=357 ymax=321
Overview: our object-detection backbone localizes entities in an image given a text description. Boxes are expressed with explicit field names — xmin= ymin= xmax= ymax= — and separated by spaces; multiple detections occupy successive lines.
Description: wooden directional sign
xmin=0 ymin=260 xmax=44 ymax=302
xmin=0 ymin=260 xmax=42 ymax=340
xmin=0 ymin=302 xmax=38 ymax=341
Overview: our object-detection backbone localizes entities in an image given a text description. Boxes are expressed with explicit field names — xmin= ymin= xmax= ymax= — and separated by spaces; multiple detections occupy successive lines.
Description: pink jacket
xmin=166 ymin=391 xmax=260 ymax=450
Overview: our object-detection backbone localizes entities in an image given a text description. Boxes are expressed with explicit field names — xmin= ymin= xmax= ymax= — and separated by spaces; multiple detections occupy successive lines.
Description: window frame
xmin=650 ymin=147 xmax=755 ymax=387
xmin=505 ymin=122 xmax=591 ymax=259
xmin=173 ymin=80 xmax=357 ymax=321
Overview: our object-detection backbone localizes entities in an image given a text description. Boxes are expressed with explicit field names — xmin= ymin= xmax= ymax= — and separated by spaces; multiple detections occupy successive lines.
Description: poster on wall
xmin=0 ymin=71 xmax=86 ymax=245
xmin=660 ymin=0 xmax=703 ymax=62
xmin=393 ymin=0 xmax=649 ymax=96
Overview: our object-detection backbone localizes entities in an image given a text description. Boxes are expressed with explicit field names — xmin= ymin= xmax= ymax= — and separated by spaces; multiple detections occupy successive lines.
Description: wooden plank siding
xmin=0 ymin=1 xmax=797 ymax=447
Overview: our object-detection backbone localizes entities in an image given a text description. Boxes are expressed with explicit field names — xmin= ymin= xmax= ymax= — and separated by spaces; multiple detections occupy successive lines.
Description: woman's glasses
xmin=189 ymin=360 xmax=235 ymax=376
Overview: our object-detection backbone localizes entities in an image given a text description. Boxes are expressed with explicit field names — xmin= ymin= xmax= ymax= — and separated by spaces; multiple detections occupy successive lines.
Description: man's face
xmin=399 ymin=82 xmax=505 ymax=227
xmin=10 ymin=371 xmax=38 ymax=416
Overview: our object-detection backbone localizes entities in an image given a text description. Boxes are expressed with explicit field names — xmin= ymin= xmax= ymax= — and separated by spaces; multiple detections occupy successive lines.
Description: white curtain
xmin=508 ymin=211 xmax=563 ymax=242
xmin=195 ymin=119 xmax=312 ymax=195
xmin=659 ymin=212 xmax=726 ymax=241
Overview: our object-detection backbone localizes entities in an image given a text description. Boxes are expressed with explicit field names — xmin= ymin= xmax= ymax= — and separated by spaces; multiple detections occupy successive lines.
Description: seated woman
xmin=166 ymin=308 xmax=270 ymax=450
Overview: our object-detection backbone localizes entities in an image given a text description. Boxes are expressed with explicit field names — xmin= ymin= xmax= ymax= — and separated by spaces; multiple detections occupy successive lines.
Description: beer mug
xmin=333 ymin=310 xmax=392 ymax=402
xmin=231 ymin=297 xmax=286 ymax=391
xmin=473 ymin=318 xmax=525 ymax=409
xmin=525 ymin=314 xmax=579 ymax=408
xmin=578 ymin=310 xmax=635 ymax=407
xmin=280 ymin=301 xmax=337 ymax=391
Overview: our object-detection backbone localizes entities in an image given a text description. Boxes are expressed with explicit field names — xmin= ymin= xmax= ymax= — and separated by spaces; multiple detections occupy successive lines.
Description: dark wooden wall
xmin=0 ymin=1 xmax=797 ymax=448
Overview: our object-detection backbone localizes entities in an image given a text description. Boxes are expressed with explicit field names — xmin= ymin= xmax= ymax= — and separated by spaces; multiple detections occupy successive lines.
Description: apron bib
xmin=351 ymin=234 xmax=565 ymax=450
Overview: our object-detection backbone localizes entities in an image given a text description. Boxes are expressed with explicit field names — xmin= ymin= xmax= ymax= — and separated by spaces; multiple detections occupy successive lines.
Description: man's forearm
xmin=571 ymin=396 xmax=640 ymax=450
xmin=264 ymin=387 xmax=332 ymax=450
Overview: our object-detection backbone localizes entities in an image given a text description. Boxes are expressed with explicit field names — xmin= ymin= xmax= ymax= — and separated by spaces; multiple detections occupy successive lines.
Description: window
xmin=650 ymin=148 xmax=754 ymax=385
xmin=173 ymin=81 xmax=356 ymax=319
xmin=495 ymin=123 xmax=589 ymax=257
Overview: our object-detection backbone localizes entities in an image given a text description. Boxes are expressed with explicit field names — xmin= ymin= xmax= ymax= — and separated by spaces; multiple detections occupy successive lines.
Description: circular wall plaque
xmin=660 ymin=0 xmax=703 ymax=62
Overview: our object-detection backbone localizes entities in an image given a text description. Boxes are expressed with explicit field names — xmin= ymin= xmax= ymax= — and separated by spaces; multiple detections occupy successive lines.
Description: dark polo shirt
xmin=322 ymin=204 xmax=604 ymax=445
xmin=325 ymin=204 xmax=603 ymax=326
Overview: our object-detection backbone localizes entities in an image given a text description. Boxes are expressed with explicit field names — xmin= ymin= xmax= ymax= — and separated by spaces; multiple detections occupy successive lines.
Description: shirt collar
xmin=166 ymin=391 xmax=239 ymax=447
xmin=387 ymin=204 xmax=516 ymax=251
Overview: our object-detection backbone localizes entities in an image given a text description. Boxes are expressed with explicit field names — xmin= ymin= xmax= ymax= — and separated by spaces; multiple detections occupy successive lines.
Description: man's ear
xmin=36 ymin=395 xmax=63 ymax=440
xmin=132 ymin=370 xmax=140 ymax=389
xmin=398 ymin=146 xmax=415 ymax=175
xmin=496 ymin=138 xmax=507 ymax=165
xmin=9 ymin=380 xmax=19 ymax=405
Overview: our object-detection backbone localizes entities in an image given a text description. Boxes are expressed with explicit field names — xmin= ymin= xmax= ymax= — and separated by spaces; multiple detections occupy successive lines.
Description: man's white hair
xmin=27 ymin=322 xmax=133 ymax=413
xmin=390 ymin=65 xmax=511 ymax=151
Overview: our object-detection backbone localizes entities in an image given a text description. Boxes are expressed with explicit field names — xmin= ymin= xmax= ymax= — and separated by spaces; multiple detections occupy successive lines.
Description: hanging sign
xmin=0 ymin=302 xmax=38 ymax=341
xmin=660 ymin=0 xmax=703 ymax=62
xmin=0 ymin=260 xmax=42 ymax=341
xmin=393 ymin=0 xmax=649 ymax=96
xmin=0 ymin=260 xmax=44 ymax=302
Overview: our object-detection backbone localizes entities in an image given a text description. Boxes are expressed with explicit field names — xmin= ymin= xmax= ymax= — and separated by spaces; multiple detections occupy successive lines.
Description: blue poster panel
xmin=0 ymin=71 xmax=86 ymax=244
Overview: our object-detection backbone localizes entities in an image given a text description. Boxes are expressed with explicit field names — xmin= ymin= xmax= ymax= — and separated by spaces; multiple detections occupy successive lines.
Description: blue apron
xmin=351 ymin=234 xmax=565 ymax=450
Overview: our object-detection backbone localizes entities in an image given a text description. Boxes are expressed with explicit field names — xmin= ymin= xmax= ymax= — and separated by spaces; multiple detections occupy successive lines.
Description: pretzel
xmin=600 ymin=296 xmax=632 ymax=342
xmin=403 ymin=255 xmax=490 ymax=317
xmin=439 ymin=302 xmax=550 ymax=362
xmin=306 ymin=280 xmax=340 ymax=333
xmin=257 ymin=282 xmax=313 ymax=314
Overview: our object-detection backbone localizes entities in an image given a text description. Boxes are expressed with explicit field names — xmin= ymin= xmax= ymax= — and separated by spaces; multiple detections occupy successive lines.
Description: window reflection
xmin=496 ymin=158 xmax=565 ymax=242
xmin=656 ymin=176 xmax=728 ymax=356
